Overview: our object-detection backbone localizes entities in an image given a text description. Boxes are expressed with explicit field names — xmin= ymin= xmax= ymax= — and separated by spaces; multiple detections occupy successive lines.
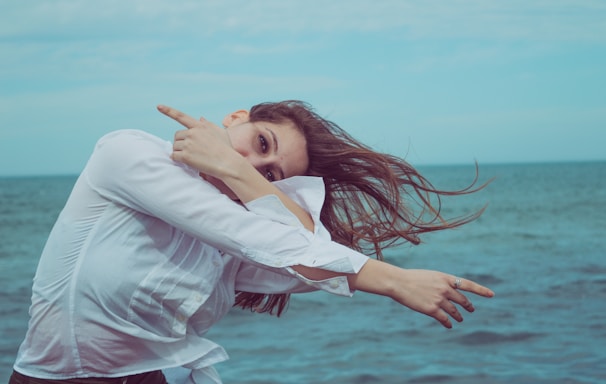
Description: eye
xmin=265 ymin=168 xmax=275 ymax=182
xmin=258 ymin=135 xmax=268 ymax=153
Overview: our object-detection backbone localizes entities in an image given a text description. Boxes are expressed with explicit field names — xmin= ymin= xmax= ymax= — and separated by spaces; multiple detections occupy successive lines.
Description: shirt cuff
xmin=284 ymin=267 xmax=354 ymax=296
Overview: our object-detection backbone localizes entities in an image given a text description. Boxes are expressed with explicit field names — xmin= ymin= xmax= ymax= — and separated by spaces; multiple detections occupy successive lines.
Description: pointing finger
xmin=157 ymin=105 xmax=199 ymax=129
xmin=452 ymin=276 xmax=495 ymax=298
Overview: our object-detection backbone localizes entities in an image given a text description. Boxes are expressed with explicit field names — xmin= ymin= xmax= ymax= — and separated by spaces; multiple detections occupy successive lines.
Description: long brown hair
xmin=234 ymin=100 xmax=489 ymax=316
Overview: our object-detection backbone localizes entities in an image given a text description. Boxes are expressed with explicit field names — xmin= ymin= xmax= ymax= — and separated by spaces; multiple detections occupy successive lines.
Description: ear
xmin=222 ymin=110 xmax=250 ymax=128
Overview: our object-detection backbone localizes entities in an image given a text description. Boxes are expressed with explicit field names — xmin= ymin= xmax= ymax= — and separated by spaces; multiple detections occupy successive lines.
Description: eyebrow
xmin=265 ymin=126 xmax=285 ymax=180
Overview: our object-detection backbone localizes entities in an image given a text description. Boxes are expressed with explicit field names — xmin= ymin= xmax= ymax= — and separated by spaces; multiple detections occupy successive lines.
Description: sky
xmin=1 ymin=0 xmax=605 ymax=176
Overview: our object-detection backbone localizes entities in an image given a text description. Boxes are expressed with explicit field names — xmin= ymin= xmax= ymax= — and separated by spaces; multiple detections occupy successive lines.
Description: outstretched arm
xmin=295 ymin=259 xmax=494 ymax=328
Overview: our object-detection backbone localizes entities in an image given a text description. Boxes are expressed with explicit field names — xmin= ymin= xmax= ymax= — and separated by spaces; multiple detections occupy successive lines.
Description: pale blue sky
xmin=1 ymin=0 xmax=605 ymax=176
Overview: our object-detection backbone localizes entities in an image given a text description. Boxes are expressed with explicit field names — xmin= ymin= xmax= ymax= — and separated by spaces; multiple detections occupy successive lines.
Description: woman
xmin=10 ymin=101 xmax=493 ymax=384
xmin=162 ymin=100 xmax=492 ymax=318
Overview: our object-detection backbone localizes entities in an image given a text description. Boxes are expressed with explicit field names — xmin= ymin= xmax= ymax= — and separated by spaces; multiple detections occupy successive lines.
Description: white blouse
xmin=13 ymin=130 xmax=369 ymax=383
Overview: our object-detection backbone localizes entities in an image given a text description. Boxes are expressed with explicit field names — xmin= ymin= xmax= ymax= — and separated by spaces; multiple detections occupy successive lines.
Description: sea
xmin=1 ymin=161 xmax=605 ymax=384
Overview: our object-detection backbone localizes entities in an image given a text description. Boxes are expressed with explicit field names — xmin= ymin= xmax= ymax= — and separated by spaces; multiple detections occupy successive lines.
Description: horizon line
xmin=1 ymin=158 xmax=604 ymax=179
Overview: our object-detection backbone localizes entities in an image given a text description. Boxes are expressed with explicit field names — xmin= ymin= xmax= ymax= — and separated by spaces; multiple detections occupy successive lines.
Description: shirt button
xmin=194 ymin=293 xmax=203 ymax=302
xmin=329 ymin=280 xmax=340 ymax=289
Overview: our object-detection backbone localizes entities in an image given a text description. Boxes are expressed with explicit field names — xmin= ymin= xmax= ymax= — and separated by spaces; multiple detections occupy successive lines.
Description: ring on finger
xmin=454 ymin=277 xmax=462 ymax=289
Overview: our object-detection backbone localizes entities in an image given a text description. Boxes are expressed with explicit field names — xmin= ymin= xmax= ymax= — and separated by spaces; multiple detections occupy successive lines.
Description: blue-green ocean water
xmin=1 ymin=162 xmax=605 ymax=383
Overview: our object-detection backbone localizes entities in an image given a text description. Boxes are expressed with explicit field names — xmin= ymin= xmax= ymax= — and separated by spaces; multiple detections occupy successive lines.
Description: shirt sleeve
xmin=234 ymin=259 xmax=353 ymax=297
xmin=83 ymin=130 xmax=369 ymax=275
xmin=240 ymin=178 xmax=362 ymax=296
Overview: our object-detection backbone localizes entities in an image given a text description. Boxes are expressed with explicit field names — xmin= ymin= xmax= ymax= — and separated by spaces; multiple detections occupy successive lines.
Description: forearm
xmin=292 ymin=258 xmax=396 ymax=297
xmin=159 ymin=104 xmax=315 ymax=232
xmin=344 ymin=258 xmax=400 ymax=296
xmin=218 ymin=156 xmax=315 ymax=232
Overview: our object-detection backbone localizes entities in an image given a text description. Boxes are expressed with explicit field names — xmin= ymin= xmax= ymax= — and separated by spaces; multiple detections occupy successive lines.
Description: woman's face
xmin=224 ymin=111 xmax=309 ymax=181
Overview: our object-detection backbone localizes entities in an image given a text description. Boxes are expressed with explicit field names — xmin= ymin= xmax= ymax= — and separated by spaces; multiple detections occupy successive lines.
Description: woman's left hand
xmin=347 ymin=259 xmax=494 ymax=329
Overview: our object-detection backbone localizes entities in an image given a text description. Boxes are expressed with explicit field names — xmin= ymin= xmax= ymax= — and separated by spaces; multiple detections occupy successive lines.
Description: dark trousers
xmin=9 ymin=370 xmax=168 ymax=384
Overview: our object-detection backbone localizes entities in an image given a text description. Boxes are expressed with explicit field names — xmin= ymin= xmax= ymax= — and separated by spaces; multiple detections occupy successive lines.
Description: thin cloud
xmin=2 ymin=0 xmax=605 ymax=42
xmin=225 ymin=42 xmax=324 ymax=55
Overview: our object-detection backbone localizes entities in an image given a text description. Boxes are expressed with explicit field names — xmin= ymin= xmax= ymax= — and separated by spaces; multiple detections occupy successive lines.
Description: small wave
xmin=407 ymin=374 xmax=455 ymax=383
xmin=577 ymin=264 xmax=606 ymax=275
xmin=452 ymin=330 xmax=543 ymax=346
xmin=549 ymin=277 xmax=606 ymax=298
xmin=347 ymin=373 xmax=385 ymax=384
xmin=513 ymin=232 xmax=543 ymax=240
xmin=464 ymin=273 xmax=504 ymax=285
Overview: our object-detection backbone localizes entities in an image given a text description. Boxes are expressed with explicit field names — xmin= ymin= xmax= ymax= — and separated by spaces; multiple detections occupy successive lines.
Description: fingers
xmin=436 ymin=315 xmax=453 ymax=329
xmin=428 ymin=298 xmax=464 ymax=329
xmin=172 ymin=129 xmax=188 ymax=151
xmin=423 ymin=274 xmax=494 ymax=329
xmin=434 ymin=276 xmax=487 ymax=328
xmin=157 ymin=105 xmax=200 ymax=129
xmin=442 ymin=300 xmax=463 ymax=322
xmin=452 ymin=276 xmax=495 ymax=298
xmin=173 ymin=129 xmax=188 ymax=141
xmin=432 ymin=301 xmax=465 ymax=329
xmin=444 ymin=286 xmax=473 ymax=312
